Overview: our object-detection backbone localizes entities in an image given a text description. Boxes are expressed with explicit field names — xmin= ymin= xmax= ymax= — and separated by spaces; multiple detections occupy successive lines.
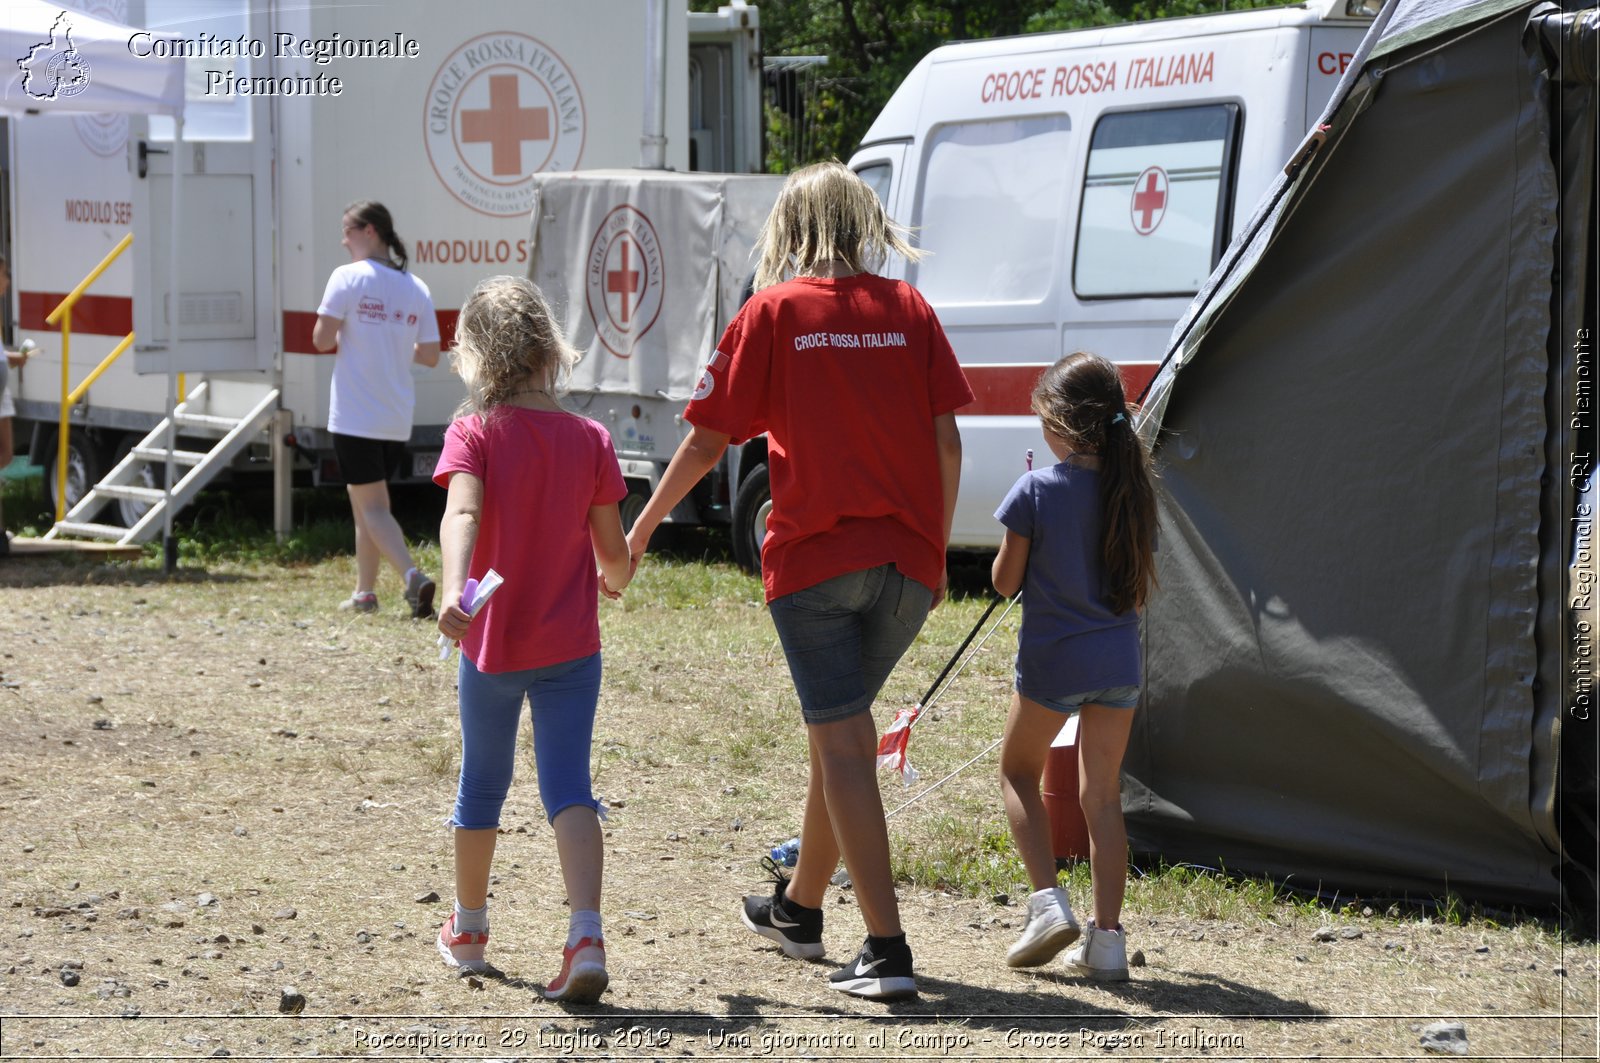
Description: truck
xmin=2 ymin=0 xmax=763 ymax=535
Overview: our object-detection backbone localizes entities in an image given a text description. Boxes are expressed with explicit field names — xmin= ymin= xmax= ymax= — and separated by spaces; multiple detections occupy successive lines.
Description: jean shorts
xmin=767 ymin=564 xmax=933 ymax=725
xmin=1029 ymin=684 xmax=1142 ymax=714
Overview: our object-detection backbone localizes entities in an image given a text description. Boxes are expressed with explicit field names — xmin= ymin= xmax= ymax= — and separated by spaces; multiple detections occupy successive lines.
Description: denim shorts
xmin=1028 ymin=684 xmax=1142 ymax=714
xmin=451 ymin=652 xmax=603 ymax=829
xmin=767 ymin=564 xmax=933 ymax=725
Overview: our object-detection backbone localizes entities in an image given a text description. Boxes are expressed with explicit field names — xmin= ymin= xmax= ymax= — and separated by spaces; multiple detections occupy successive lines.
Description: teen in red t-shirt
xmin=432 ymin=276 xmax=632 ymax=1004
xmin=627 ymin=162 xmax=971 ymax=1001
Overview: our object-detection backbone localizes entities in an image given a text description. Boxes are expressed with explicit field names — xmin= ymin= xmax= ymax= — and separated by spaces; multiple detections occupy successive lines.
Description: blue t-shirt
xmin=994 ymin=461 xmax=1141 ymax=700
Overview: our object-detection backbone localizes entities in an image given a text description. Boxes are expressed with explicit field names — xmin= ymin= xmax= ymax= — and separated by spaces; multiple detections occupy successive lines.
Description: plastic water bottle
xmin=769 ymin=837 xmax=800 ymax=867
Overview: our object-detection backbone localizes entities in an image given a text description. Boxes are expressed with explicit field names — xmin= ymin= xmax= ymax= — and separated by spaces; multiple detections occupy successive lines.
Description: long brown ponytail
xmin=345 ymin=200 xmax=409 ymax=272
xmin=1032 ymin=352 xmax=1158 ymax=613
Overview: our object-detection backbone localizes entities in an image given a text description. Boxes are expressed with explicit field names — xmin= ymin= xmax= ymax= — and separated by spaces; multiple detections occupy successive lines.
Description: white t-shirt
xmin=318 ymin=260 xmax=440 ymax=441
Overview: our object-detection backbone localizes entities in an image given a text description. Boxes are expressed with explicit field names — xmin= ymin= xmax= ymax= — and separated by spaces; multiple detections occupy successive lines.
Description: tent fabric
xmin=1530 ymin=2 xmax=1600 ymax=915
xmin=1126 ymin=0 xmax=1591 ymax=906
xmin=1 ymin=0 xmax=183 ymax=116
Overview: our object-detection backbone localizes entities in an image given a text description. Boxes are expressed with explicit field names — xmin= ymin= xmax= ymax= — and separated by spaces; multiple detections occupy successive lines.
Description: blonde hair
xmin=753 ymin=160 xmax=922 ymax=290
xmin=452 ymin=276 xmax=579 ymax=419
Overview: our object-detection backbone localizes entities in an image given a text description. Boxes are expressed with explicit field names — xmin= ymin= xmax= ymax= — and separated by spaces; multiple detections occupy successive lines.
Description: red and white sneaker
xmin=435 ymin=913 xmax=488 ymax=973
xmin=543 ymin=937 xmax=608 ymax=1003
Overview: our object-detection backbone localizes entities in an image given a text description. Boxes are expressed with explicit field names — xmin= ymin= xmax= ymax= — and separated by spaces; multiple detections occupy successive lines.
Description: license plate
xmin=412 ymin=450 xmax=441 ymax=479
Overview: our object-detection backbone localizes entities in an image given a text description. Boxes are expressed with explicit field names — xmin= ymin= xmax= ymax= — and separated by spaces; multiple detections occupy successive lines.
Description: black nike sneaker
xmin=740 ymin=858 xmax=824 ymax=959
xmin=828 ymin=935 xmax=917 ymax=1000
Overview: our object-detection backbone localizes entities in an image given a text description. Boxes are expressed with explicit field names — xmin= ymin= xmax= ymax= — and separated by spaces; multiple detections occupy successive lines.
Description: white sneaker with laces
xmin=1064 ymin=920 xmax=1129 ymax=981
xmin=1005 ymin=886 xmax=1080 ymax=967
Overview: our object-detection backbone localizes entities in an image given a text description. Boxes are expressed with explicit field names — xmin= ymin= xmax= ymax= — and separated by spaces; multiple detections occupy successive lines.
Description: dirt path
xmin=0 ymin=556 xmax=1594 ymax=1060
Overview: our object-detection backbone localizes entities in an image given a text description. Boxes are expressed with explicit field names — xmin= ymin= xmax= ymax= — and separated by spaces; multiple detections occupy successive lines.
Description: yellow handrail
xmin=66 ymin=333 xmax=135 ymax=407
xmin=48 ymin=232 xmax=135 ymax=522
xmin=46 ymin=233 xmax=132 ymax=326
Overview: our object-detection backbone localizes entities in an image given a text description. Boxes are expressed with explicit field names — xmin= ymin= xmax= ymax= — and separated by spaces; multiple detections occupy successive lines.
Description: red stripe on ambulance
xmin=959 ymin=362 xmax=1159 ymax=416
xmin=20 ymin=291 xmax=132 ymax=336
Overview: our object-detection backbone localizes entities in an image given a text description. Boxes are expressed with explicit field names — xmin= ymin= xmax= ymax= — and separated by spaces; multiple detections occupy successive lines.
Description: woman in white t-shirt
xmin=312 ymin=201 xmax=442 ymax=616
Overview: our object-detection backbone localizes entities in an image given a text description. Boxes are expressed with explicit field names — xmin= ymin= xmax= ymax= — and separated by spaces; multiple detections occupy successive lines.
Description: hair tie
xmin=1110 ymin=412 xmax=1127 ymax=427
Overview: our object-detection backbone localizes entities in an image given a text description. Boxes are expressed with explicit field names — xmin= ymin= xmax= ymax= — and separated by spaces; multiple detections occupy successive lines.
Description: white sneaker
xmin=1005 ymin=887 xmax=1080 ymax=967
xmin=1064 ymin=921 xmax=1129 ymax=981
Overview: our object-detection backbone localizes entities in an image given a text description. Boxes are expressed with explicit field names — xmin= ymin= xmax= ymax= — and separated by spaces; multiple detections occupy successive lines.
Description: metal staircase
xmin=44 ymin=381 xmax=281 ymax=546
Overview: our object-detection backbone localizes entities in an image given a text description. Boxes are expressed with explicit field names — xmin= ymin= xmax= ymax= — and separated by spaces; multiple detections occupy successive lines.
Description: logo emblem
xmin=424 ymin=32 xmax=587 ymax=218
xmin=357 ymin=296 xmax=387 ymax=324
xmin=18 ymin=11 xmax=92 ymax=101
xmin=584 ymin=205 xmax=664 ymax=359
xmin=691 ymin=369 xmax=715 ymax=401
xmin=1130 ymin=166 xmax=1168 ymax=236
xmin=691 ymin=349 xmax=726 ymax=401
xmin=853 ymin=956 xmax=887 ymax=977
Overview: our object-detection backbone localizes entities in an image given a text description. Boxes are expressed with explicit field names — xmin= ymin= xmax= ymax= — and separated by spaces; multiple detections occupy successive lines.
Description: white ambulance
xmin=3 ymin=0 xmax=762 ymax=533
xmin=824 ymin=0 xmax=1375 ymax=551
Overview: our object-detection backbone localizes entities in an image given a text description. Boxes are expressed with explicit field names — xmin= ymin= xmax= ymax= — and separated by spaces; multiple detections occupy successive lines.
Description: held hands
xmin=624 ymin=524 xmax=652 ymax=583
xmin=600 ymin=530 xmax=646 ymax=600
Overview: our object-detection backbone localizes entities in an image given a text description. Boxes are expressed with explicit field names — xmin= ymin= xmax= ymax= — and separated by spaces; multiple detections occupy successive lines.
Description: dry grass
xmin=0 ymin=548 xmax=1594 ymax=1061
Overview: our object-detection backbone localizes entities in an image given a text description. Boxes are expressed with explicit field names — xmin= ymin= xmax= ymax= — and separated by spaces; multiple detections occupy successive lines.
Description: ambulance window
xmin=855 ymin=164 xmax=893 ymax=208
xmin=146 ymin=0 xmax=253 ymax=142
xmin=1073 ymin=104 xmax=1240 ymax=299
xmin=913 ymin=115 xmax=1072 ymax=305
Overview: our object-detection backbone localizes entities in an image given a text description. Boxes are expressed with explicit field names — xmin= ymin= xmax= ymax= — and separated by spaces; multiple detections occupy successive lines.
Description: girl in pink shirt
xmin=432 ymin=276 xmax=632 ymax=1003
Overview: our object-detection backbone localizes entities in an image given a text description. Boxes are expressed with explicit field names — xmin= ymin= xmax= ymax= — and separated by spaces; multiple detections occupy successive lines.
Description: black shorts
xmin=333 ymin=433 xmax=406 ymax=486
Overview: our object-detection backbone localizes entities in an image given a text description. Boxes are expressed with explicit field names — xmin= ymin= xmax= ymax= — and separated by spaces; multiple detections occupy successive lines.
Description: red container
xmin=1041 ymin=723 xmax=1090 ymax=863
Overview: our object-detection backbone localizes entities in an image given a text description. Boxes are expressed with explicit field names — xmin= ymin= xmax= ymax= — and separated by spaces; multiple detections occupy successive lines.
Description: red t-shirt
xmin=686 ymin=274 xmax=973 ymax=601
xmin=433 ymin=408 xmax=627 ymax=672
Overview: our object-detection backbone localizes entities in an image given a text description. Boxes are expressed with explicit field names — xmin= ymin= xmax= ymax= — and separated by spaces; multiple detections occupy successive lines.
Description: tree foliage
xmin=691 ymin=0 xmax=1299 ymax=171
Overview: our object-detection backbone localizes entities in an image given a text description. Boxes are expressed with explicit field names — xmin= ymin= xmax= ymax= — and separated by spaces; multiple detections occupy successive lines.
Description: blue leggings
xmin=452 ymin=652 xmax=602 ymax=829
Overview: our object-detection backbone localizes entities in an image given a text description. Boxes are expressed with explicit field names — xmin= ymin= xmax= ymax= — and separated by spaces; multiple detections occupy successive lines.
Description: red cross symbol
xmin=607 ymin=239 xmax=641 ymax=325
xmin=1131 ymin=166 xmax=1168 ymax=235
xmin=460 ymin=74 xmax=550 ymax=177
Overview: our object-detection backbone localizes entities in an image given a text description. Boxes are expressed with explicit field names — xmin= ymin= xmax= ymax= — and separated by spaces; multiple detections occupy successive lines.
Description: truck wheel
xmin=619 ymin=481 xmax=651 ymax=534
xmin=107 ymin=432 xmax=167 ymax=528
xmin=731 ymin=463 xmax=771 ymax=576
xmin=39 ymin=428 xmax=103 ymax=522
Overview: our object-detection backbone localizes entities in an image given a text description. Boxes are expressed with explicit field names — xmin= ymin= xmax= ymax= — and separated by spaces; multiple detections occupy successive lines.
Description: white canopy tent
xmin=2 ymin=0 xmax=189 ymax=564
xmin=2 ymin=0 xmax=183 ymax=116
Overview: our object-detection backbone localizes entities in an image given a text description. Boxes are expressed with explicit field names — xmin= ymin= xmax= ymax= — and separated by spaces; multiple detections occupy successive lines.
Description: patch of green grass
xmin=163 ymin=484 xmax=445 ymax=567
xmin=12 ymin=474 xmax=447 ymax=567
xmin=1125 ymin=861 xmax=1292 ymax=922
xmin=2 ymin=471 xmax=52 ymax=535
xmin=622 ymin=555 xmax=763 ymax=610
xmin=892 ymin=813 xmax=1032 ymax=898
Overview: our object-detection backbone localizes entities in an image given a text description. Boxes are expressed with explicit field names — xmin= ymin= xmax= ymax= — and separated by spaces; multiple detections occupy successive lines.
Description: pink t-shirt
xmin=434 ymin=408 xmax=627 ymax=673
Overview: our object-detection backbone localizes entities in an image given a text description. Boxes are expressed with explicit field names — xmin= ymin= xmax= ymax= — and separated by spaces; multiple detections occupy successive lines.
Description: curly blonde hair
xmin=451 ymin=276 xmax=580 ymax=419
xmin=753 ymin=161 xmax=922 ymax=290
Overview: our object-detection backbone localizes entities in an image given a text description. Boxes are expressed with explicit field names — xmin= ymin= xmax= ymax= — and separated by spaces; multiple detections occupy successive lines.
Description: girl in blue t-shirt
xmin=991 ymin=351 xmax=1158 ymax=981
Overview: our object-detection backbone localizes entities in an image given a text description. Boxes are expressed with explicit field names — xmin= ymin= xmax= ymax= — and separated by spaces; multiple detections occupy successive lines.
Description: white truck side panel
xmin=850 ymin=3 xmax=1371 ymax=547
xmin=9 ymin=1 xmax=691 ymax=474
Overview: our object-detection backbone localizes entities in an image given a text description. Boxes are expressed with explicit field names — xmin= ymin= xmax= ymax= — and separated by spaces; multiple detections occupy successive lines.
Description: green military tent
xmin=1127 ymin=0 xmax=1596 ymax=916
